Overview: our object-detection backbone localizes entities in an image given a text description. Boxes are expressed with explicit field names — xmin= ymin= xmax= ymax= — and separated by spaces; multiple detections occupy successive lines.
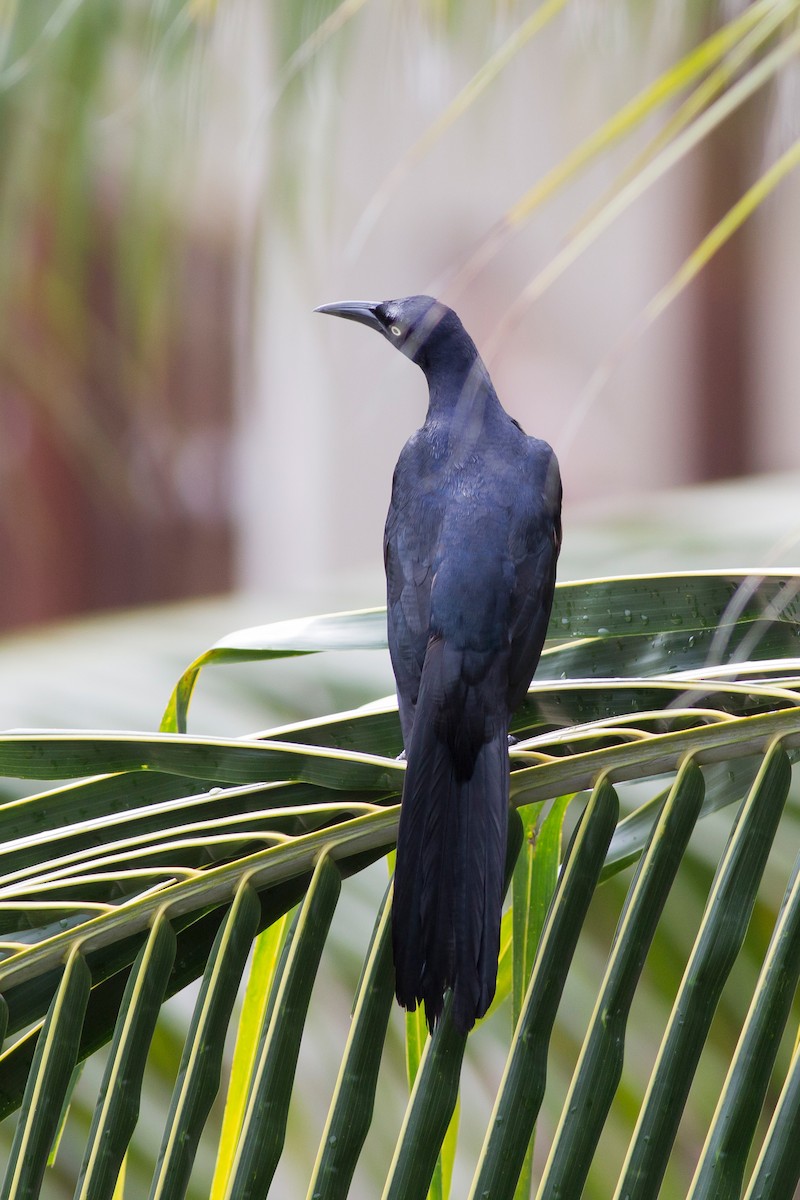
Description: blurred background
xmin=1 ymin=5 xmax=800 ymax=1196
xmin=1 ymin=0 xmax=798 ymax=651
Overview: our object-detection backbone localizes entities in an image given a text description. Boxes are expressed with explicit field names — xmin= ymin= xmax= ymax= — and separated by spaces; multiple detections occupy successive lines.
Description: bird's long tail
xmin=392 ymin=643 xmax=509 ymax=1034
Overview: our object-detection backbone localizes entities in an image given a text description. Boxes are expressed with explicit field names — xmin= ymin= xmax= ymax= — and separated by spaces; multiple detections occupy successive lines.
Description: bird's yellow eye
xmin=390 ymin=324 xmax=402 ymax=337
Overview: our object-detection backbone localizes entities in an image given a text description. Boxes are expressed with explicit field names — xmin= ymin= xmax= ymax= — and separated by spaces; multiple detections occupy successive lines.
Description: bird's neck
xmin=421 ymin=330 xmax=499 ymax=415
xmin=423 ymin=349 xmax=502 ymax=439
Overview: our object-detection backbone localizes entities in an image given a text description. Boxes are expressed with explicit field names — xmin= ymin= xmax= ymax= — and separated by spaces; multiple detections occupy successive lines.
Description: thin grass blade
xmin=487 ymin=28 xmax=800 ymax=353
xmin=512 ymin=795 xmax=571 ymax=1027
xmin=0 ymin=949 xmax=91 ymax=1200
xmin=0 ymin=807 xmax=399 ymax=1036
xmin=688 ymin=829 xmax=800 ymax=1198
xmin=534 ymin=3 xmax=779 ymax=239
xmin=209 ymin=906 xmax=292 ymax=1200
xmin=382 ymin=994 xmax=467 ymax=1200
xmin=510 ymin=794 xmax=570 ymax=1200
xmin=149 ymin=883 xmax=261 ymax=1200
xmin=743 ymin=1026 xmax=800 ymax=1199
xmin=577 ymin=0 xmax=796 ymax=231
xmin=580 ymin=135 xmax=800 ymax=419
xmin=612 ymin=741 xmax=791 ymax=1200
xmin=468 ymin=777 xmax=619 ymax=1200
xmin=307 ymin=883 xmax=395 ymax=1200
xmin=0 ymin=869 xmax=322 ymax=1124
xmin=222 ymin=853 xmax=342 ymax=1199
xmin=74 ymin=913 xmax=177 ymax=1199
xmin=112 ymin=1154 xmax=127 ymax=1200
xmin=535 ymin=759 xmax=705 ymax=1198
xmin=350 ymin=0 xmax=569 ymax=255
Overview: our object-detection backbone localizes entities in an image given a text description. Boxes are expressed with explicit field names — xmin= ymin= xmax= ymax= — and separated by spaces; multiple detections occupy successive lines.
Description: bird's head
xmin=315 ymin=295 xmax=462 ymax=368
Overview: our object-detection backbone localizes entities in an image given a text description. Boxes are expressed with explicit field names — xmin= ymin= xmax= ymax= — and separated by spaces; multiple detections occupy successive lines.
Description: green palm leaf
xmin=1 ymin=570 xmax=799 ymax=1197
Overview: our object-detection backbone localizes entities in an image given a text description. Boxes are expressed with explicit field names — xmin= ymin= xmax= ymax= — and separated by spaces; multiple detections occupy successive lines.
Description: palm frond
xmin=1 ymin=570 xmax=799 ymax=1196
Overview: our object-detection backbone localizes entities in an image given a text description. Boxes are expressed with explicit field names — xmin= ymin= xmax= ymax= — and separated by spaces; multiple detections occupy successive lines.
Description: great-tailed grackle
xmin=316 ymin=295 xmax=562 ymax=1033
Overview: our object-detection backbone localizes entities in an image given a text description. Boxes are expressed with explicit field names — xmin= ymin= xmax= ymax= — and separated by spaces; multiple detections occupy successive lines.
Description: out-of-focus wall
xmin=1 ymin=2 xmax=798 ymax=628
xmin=237 ymin=3 xmax=800 ymax=597
xmin=756 ymin=171 xmax=800 ymax=471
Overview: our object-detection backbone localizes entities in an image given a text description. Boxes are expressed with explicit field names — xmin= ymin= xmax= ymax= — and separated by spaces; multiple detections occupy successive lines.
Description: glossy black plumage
xmin=316 ymin=295 xmax=562 ymax=1032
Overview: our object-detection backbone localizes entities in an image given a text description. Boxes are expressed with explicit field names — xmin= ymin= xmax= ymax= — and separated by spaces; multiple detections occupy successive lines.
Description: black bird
xmin=316 ymin=295 xmax=562 ymax=1033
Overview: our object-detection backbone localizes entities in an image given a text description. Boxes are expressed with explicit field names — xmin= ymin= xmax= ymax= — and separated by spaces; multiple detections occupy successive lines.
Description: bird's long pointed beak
xmin=314 ymin=300 xmax=384 ymax=332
